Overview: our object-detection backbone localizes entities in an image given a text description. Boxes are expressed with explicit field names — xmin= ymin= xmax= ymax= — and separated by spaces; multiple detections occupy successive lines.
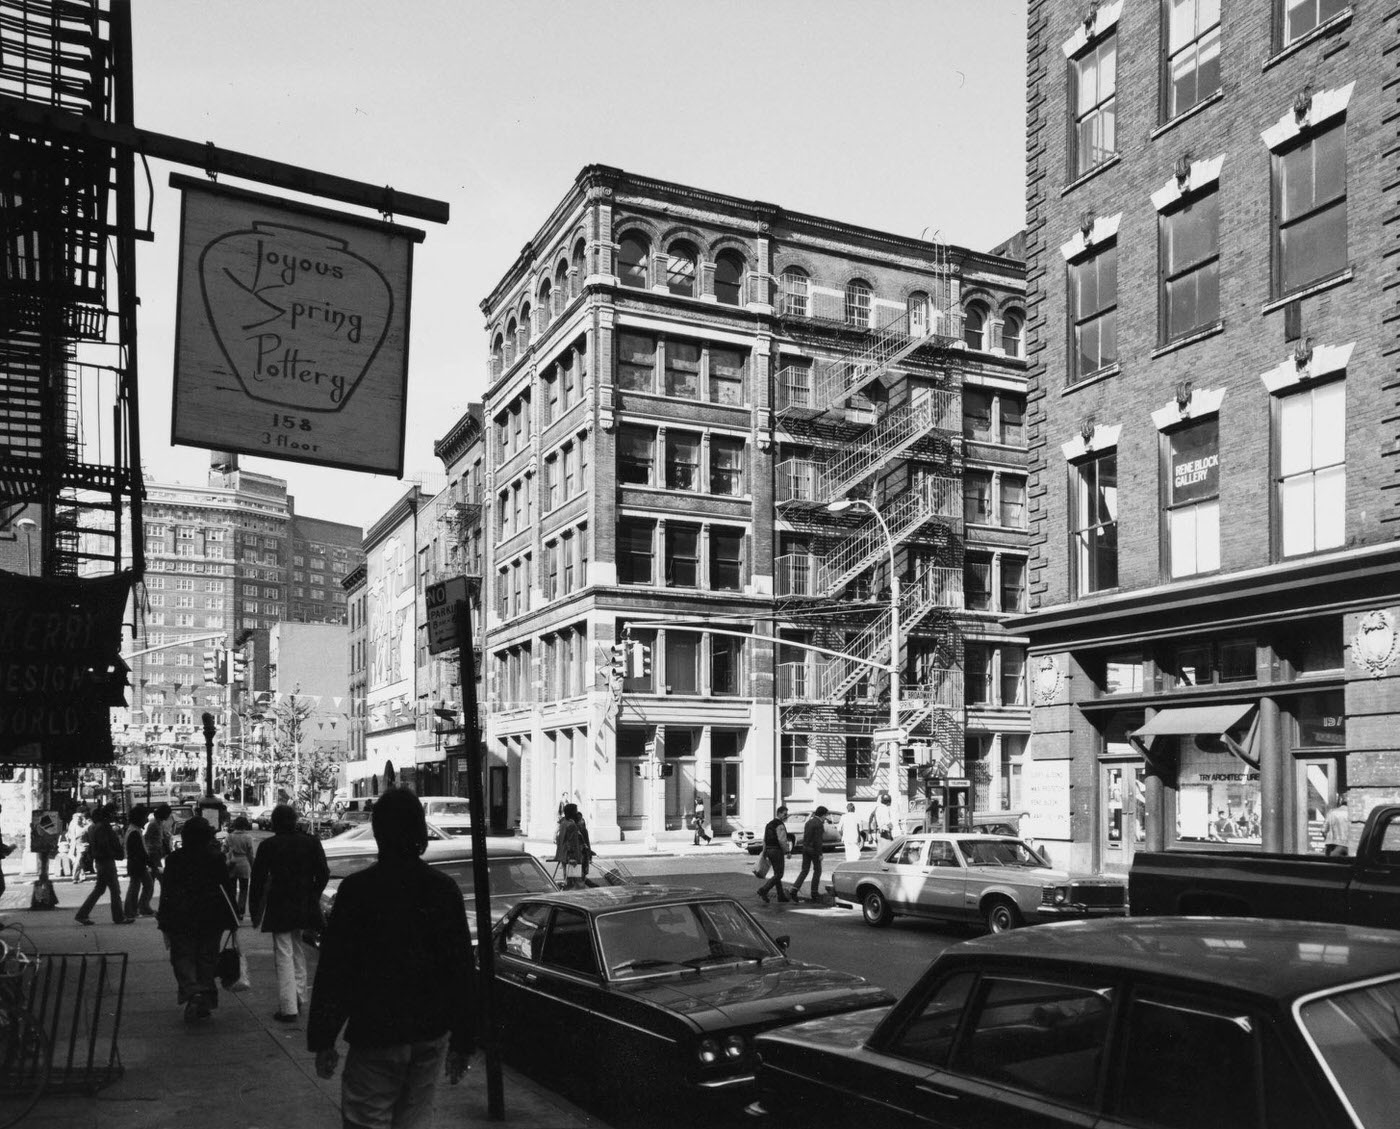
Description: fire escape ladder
xmin=822 ymin=388 xmax=958 ymax=499
xmin=814 ymin=478 xmax=960 ymax=598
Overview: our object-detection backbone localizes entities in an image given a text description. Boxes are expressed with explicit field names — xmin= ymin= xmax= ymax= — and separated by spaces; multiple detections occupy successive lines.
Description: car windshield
xmin=425 ymin=801 xmax=472 ymax=819
xmin=957 ymin=839 xmax=1045 ymax=867
xmin=1297 ymin=976 xmax=1400 ymax=1127
xmin=597 ymin=900 xmax=780 ymax=979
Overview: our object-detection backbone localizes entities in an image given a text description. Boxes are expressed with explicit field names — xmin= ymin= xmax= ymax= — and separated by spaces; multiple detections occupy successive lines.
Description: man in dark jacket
xmin=122 ymin=804 xmax=155 ymax=919
xmin=308 ymin=788 xmax=475 ymax=1129
xmin=756 ymin=805 xmax=792 ymax=904
xmin=789 ymin=806 xmax=829 ymax=904
xmin=250 ymin=804 xmax=329 ymax=1022
xmin=74 ymin=804 xmax=129 ymax=926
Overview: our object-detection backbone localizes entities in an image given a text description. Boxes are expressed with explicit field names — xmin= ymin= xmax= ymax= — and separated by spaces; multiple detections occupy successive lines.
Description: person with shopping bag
xmin=553 ymin=803 xmax=588 ymax=889
xmin=155 ymin=816 xmax=239 ymax=1022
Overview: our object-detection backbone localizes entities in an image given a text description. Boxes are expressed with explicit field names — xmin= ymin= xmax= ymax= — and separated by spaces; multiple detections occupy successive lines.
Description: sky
xmin=128 ymin=0 xmax=1028 ymax=531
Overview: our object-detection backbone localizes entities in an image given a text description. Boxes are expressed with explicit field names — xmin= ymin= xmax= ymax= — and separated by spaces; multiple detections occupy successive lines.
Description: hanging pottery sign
xmin=170 ymin=176 xmax=423 ymax=475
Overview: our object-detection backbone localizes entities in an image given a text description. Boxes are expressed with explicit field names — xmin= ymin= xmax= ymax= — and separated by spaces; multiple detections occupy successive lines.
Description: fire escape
xmin=773 ymin=254 xmax=965 ymax=797
xmin=1 ymin=0 xmax=143 ymax=577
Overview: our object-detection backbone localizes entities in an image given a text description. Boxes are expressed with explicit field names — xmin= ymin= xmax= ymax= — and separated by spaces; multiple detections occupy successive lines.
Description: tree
xmin=267 ymin=693 xmax=338 ymax=820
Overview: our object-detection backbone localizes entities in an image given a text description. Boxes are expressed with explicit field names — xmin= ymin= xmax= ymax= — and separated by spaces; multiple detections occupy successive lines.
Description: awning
xmin=1131 ymin=703 xmax=1253 ymax=739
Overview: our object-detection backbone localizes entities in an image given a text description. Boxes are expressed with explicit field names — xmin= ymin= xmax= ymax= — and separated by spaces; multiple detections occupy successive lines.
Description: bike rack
xmin=23 ymin=951 xmax=127 ymax=1095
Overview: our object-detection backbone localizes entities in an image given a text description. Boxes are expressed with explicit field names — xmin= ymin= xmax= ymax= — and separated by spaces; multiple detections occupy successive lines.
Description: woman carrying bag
xmin=156 ymin=816 xmax=239 ymax=1023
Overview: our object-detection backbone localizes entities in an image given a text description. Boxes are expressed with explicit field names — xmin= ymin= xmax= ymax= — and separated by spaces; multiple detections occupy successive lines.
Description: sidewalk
xmin=0 ymin=863 xmax=604 ymax=1129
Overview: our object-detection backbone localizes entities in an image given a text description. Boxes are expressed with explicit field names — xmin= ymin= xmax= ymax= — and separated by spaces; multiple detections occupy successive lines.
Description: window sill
xmin=1150 ymin=91 xmax=1224 ymax=140
xmin=1262 ymin=268 xmax=1353 ymax=314
xmin=1061 ymin=154 xmax=1122 ymax=198
xmin=1263 ymin=9 xmax=1353 ymax=72
xmin=1151 ymin=321 xmax=1225 ymax=359
xmin=1060 ymin=364 xmax=1121 ymax=395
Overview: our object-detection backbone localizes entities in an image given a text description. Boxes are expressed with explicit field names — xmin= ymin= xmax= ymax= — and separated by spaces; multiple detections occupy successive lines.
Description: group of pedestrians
xmin=756 ymin=796 xmax=893 ymax=905
xmin=71 ymin=802 xmax=174 ymax=925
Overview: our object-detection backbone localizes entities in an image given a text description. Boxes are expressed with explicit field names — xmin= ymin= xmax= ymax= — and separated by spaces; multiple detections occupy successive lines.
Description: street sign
xmin=425 ymin=577 xmax=467 ymax=655
xmin=872 ymin=726 xmax=908 ymax=745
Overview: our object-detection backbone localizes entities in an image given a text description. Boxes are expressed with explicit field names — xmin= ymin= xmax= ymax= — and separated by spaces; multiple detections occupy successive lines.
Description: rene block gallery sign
xmin=170 ymin=176 xmax=423 ymax=475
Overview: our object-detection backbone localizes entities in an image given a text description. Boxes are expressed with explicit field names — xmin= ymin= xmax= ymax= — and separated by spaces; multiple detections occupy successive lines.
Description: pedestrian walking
xmin=756 ymin=806 xmax=792 ymax=904
xmin=691 ymin=796 xmax=713 ymax=845
xmin=869 ymin=793 xmax=894 ymax=841
xmin=74 ymin=804 xmax=130 ymax=926
xmin=156 ymin=816 xmax=238 ymax=1023
xmin=223 ymin=815 xmax=256 ymax=920
xmin=308 ymin=788 xmax=475 ymax=1129
xmin=144 ymin=803 xmax=173 ymax=895
xmin=1324 ymin=792 xmax=1351 ymax=857
xmin=122 ymin=804 xmax=155 ymax=919
xmin=250 ymin=803 xmax=329 ymax=1022
xmin=69 ymin=808 xmax=92 ymax=883
xmin=837 ymin=803 xmax=863 ymax=862
xmin=789 ymin=807 xmax=829 ymax=904
xmin=553 ymin=802 xmax=588 ymax=889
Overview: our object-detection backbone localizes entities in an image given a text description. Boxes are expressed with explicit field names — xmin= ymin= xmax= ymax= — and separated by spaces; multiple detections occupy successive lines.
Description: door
xmin=489 ymin=766 xmax=509 ymax=834
xmin=710 ymin=761 xmax=739 ymax=835
xmin=1296 ymin=759 xmax=1339 ymax=855
xmin=1102 ymin=762 xmax=1145 ymax=872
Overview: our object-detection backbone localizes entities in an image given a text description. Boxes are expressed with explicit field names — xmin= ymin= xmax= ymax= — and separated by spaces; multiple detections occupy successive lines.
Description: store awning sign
xmin=170 ymin=176 xmax=424 ymax=476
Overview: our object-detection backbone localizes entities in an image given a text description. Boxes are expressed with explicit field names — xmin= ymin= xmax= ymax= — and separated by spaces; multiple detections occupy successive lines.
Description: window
xmin=907 ymin=291 xmax=930 ymax=336
xmin=665 ymin=525 xmax=699 ymax=587
xmin=711 ymin=633 xmax=743 ymax=695
xmin=1166 ymin=0 xmax=1221 ymax=120
xmin=1070 ymin=242 xmax=1118 ymax=381
xmin=617 ymin=427 xmax=655 ymax=486
xmin=1000 ymin=395 xmax=1026 ymax=445
xmin=562 ymin=443 xmax=578 ymax=499
xmin=1283 ymin=0 xmax=1347 ymax=47
xmin=845 ymin=279 xmax=871 ymax=327
xmin=1161 ymin=189 xmax=1219 ymax=341
xmin=965 ymin=644 xmax=992 ymax=704
xmin=781 ymin=268 xmax=809 ymax=317
xmin=618 ymin=521 xmax=654 ymax=585
xmin=710 ymin=437 xmax=744 ymax=496
xmin=846 ymin=736 xmax=876 ymax=783
xmin=1001 ymin=646 xmax=1027 ymax=705
xmin=965 ymin=555 xmax=992 ymax=611
xmin=666 ymin=242 xmax=697 ymax=297
xmin=999 ymin=477 xmax=1027 ymax=529
xmin=1276 ymin=379 xmax=1345 ymax=557
xmin=1001 ymin=310 xmax=1024 ymax=357
xmin=708 ymin=347 xmax=745 ymax=405
xmin=542 ymin=456 xmax=558 ymax=509
xmin=714 ymin=251 xmax=744 ymax=306
xmin=618 ymin=333 xmax=655 ymax=391
xmin=963 ymin=390 xmax=993 ymax=441
xmin=1001 ymin=558 xmax=1026 ymax=613
xmin=665 ymin=631 xmax=700 ymax=694
xmin=665 ymin=341 xmax=701 ymax=399
xmin=781 ymin=734 xmax=809 ymax=794
xmin=962 ymin=302 xmax=988 ymax=350
xmin=1072 ymin=33 xmax=1118 ymax=176
xmin=964 ymin=472 xmax=992 ymax=526
xmin=1072 ymin=451 xmax=1119 ymax=594
xmin=1165 ymin=417 xmax=1221 ymax=577
xmin=665 ymin=432 xmax=700 ymax=491
xmin=710 ymin=529 xmax=744 ymax=591
xmin=618 ymin=233 xmax=649 ymax=288
xmin=1275 ymin=123 xmax=1347 ymax=296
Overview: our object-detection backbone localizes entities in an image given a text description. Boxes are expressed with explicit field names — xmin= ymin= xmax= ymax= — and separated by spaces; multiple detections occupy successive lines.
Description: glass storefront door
xmin=1297 ymin=758 xmax=1341 ymax=855
xmin=1102 ymin=761 xmax=1145 ymax=871
xmin=710 ymin=761 xmax=739 ymax=835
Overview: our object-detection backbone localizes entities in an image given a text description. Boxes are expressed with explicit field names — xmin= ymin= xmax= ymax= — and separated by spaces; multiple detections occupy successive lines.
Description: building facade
xmin=343 ymin=562 xmax=368 ymax=766
xmin=1017 ymin=0 xmax=1399 ymax=872
xmin=478 ymin=166 xmax=1027 ymax=843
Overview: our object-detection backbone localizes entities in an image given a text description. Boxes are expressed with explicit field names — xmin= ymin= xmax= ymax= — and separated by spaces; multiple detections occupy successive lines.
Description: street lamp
xmin=827 ymin=498 xmax=904 ymax=828
xmin=14 ymin=516 xmax=36 ymax=576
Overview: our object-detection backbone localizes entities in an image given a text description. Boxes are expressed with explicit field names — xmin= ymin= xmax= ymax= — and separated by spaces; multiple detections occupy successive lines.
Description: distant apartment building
xmin=343 ymin=562 xmax=368 ymax=765
xmin=476 ymin=165 xmax=1027 ymax=843
xmin=1017 ymin=1 xmax=1398 ymax=871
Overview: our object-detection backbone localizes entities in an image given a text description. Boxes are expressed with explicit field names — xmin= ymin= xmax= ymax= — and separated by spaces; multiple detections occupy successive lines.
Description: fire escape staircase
xmin=775 ymin=309 xmax=931 ymax=418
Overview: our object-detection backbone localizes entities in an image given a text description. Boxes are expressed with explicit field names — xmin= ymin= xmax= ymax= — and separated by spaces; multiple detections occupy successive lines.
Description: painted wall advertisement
xmin=1024 ymin=757 xmax=1072 ymax=841
xmin=170 ymin=176 xmax=423 ymax=475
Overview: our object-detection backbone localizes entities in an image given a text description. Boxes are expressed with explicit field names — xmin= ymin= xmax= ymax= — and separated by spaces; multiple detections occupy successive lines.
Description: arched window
xmin=571 ymin=239 xmax=587 ymax=296
xmin=555 ymin=260 xmax=569 ymax=309
xmin=907 ymin=291 xmax=930 ymax=336
xmin=492 ymin=333 xmax=505 ymax=375
xmin=963 ymin=302 xmax=989 ymax=350
xmin=538 ymin=280 xmax=552 ymax=329
xmin=845 ymin=279 xmax=872 ymax=327
xmin=666 ymin=241 xmax=698 ymax=297
xmin=714 ymin=251 xmax=745 ymax=306
xmin=1001 ymin=309 xmax=1025 ymax=357
xmin=618 ymin=232 xmax=649 ymax=289
xmin=519 ymin=303 xmax=532 ymax=345
xmin=781 ymin=267 xmax=809 ymax=317
xmin=505 ymin=318 xmax=518 ymax=362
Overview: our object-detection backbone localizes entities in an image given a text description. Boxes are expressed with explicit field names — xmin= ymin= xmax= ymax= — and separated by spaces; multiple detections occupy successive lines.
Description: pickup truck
xmin=1129 ymin=804 xmax=1400 ymax=926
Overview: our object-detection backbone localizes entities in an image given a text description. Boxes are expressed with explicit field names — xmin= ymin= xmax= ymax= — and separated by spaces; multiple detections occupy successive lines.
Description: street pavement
xmin=0 ymin=855 xmax=609 ymax=1129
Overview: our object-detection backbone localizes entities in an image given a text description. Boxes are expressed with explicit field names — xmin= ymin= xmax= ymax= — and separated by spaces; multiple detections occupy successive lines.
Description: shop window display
xmin=1176 ymin=736 xmax=1261 ymax=845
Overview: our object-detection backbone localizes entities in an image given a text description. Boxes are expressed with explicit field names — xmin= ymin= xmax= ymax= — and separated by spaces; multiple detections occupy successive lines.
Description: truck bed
xmin=1129 ymin=850 xmax=1354 ymax=922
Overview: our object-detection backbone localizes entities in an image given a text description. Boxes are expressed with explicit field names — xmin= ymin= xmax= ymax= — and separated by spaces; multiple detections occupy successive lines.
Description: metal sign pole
xmin=458 ymin=599 xmax=504 ymax=1119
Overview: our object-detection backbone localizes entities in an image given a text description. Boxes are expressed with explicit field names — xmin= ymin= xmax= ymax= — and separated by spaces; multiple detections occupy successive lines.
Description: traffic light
xmin=630 ymin=641 xmax=652 ymax=680
xmin=203 ymin=649 xmax=225 ymax=685
xmin=231 ymin=650 xmax=249 ymax=685
xmin=608 ymin=643 xmax=627 ymax=680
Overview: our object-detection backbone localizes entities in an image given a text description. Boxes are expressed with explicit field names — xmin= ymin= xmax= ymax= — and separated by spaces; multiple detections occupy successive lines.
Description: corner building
xmin=480 ymin=166 xmax=1026 ymax=843
xmin=1016 ymin=0 xmax=1400 ymax=871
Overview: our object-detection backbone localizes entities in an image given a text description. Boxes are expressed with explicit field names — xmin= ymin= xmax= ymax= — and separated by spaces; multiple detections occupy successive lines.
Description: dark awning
xmin=1131 ymin=703 xmax=1253 ymax=739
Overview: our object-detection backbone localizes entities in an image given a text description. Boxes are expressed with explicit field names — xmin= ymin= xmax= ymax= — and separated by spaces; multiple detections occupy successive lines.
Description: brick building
xmin=1016 ymin=0 xmax=1400 ymax=871
xmin=478 ymin=165 xmax=1027 ymax=843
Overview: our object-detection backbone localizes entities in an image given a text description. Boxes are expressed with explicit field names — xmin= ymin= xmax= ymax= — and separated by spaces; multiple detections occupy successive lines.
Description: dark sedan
xmin=754 ymin=916 xmax=1400 ymax=1128
xmin=491 ymin=885 xmax=894 ymax=1113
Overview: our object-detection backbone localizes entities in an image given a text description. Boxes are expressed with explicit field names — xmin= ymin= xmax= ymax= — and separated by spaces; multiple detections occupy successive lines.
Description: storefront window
xmin=1176 ymin=738 xmax=1261 ymax=845
xmin=1294 ymin=690 xmax=1345 ymax=750
xmin=1281 ymin=620 xmax=1344 ymax=677
xmin=1103 ymin=652 xmax=1143 ymax=695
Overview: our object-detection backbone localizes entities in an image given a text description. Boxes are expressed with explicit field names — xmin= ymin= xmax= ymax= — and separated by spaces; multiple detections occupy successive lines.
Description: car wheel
xmin=984 ymin=898 xmax=1022 ymax=934
xmin=861 ymin=888 xmax=893 ymax=928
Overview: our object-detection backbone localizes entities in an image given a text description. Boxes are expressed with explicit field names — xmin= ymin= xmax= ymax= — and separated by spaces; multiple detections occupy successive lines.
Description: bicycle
xmin=0 ymin=923 xmax=51 ymax=1129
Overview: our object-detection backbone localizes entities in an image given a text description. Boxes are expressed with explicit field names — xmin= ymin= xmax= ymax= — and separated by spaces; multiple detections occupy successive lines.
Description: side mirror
xmin=773 ymin=934 xmax=791 ymax=953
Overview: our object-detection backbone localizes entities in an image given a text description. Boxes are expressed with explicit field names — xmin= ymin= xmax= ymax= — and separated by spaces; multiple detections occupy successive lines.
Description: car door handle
xmin=915 ymin=1082 xmax=961 ymax=1101
xmin=523 ymin=972 xmax=538 ymax=983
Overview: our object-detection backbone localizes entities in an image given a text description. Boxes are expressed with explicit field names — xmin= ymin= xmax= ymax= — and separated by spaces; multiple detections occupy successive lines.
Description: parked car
xmin=319 ymin=817 xmax=458 ymax=860
xmin=491 ymin=885 xmax=894 ymax=1113
xmin=754 ymin=916 xmax=1400 ymax=1129
xmin=415 ymin=796 xmax=473 ymax=837
xmin=322 ymin=809 xmax=373 ymax=837
xmin=732 ymin=810 xmax=842 ymax=854
xmin=831 ymin=833 xmax=1126 ymax=933
xmin=1129 ymin=803 xmax=1400 ymax=927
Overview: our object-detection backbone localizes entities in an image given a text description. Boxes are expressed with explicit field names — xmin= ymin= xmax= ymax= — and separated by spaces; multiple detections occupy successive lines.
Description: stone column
xmin=1259 ymin=696 xmax=1284 ymax=852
